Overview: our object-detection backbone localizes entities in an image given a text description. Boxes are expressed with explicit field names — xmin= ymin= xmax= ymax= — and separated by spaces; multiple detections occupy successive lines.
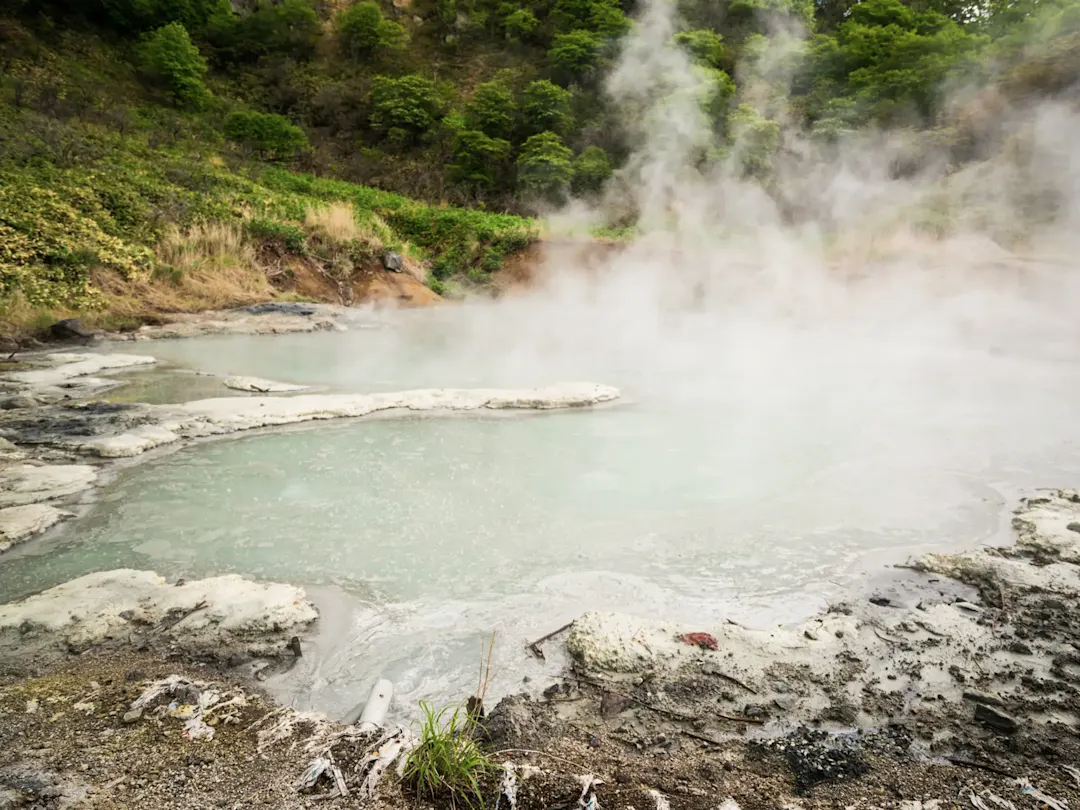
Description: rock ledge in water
xmin=0 ymin=504 xmax=71 ymax=552
xmin=0 ymin=569 xmax=318 ymax=659
xmin=76 ymin=382 xmax=620 ymax=458
xmin=223 ymin=376 xmax=310 ymax=393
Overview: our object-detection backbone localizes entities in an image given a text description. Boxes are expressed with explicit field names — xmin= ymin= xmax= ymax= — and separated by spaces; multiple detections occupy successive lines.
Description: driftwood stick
xmin=526 ymin=622 xmax=573 ymax=660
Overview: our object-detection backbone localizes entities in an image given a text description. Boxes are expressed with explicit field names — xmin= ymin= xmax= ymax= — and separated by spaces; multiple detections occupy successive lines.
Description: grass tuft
xmin=403 ymin=701 xmax=496 ymax=809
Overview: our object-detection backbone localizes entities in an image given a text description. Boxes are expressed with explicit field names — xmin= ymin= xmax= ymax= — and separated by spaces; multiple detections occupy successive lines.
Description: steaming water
xmin=4 ymin=276 xmax=1080 ymax=717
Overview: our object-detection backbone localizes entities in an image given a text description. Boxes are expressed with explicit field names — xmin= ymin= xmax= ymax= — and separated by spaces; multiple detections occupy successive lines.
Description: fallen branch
xmin=527 ymin=623 xmax=573 ymax=660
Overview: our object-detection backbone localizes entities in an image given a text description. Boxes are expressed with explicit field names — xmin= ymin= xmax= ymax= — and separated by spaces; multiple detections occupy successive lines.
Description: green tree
xmin=465 ymin=80 xmax=517 ymax=139
xmin=338 ymin=1 xmax=408 ymax=58
xmin=548 ymin=29 xmax=603 ymax=81
xmin=369 ymin=75 xmax=443 ymax=141
xmin=208 ymin=0 xmax=322 ymax=63
xmin=806 ymin=0 xmax=986 ymax=120
xmin=451 ymin=130 xmax=512 ymax=189
xmin=729 ymin=104 xmax=780 ymax=178
xmin=516 ymin=131 xmax=574 ymax=200
xmin=503 ymin=8 xmax=539 ymax=42
xmin=100 ymin=0 xmax=226 ymax=31
xmin=136 ymin=22 xmax=210 ymax=110
xmin=674 ymin=29 xmax=726 ymax=68
xmin=551 ymin=0 xmax=630 ymax=36
xmin=521 ymin=80 xmax=573 ymax=136
xmin=223 ymin=110 xmax=309 ymax=158
xmin=571 ymin=145 xmax=612 ymax=193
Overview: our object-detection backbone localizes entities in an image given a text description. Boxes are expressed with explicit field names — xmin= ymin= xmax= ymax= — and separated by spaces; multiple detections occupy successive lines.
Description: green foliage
xmin=136 ymin=23 xmax=210 ymax=110
xmin=244 ymin=218 xmax=308 ymax=252
xmin=451 ymin=130 xmax=511 ymax=189
xmin=571 ymin=145 xmax=612 ymax=193
xmin=0 ymin=177 xmax=153 ymax=310
xmin=207 ymin=0 xmax=322 ymax=63
xmin=700 ymin=67 xmax=737 ymax=124
xmin=729 ymin=103 xmax=780 ymax=178
xmin=516 ymin=131 xmax=574 ymax=201
xmin=548 ymin=29 xmax=604 ymax=81
xmin=100 ymin=0 xmax=226 ymax=32
xmin=337 ymin=2 xmax=408 ymax=59
xmin=465 ymin=80 xmax=517 ymax=140
xmin=502 ymin=8 xmax=539 ymax=42
xmin=224 ymin=110 xmax=309 ymax=158
xmin=805 ymin=0 xmax=987 ymax=121
xmin=369 ymin=75 xmax=443 ymax=141
xmin=551 ymin=0 xmax=631 ymax=36
xmin=521 ymin=80 xmax=573 ymax=136
xmin=403 ymin=702 xmax=496 ymax=808
xmin=674 ymin=29 xmax=726 ymax=68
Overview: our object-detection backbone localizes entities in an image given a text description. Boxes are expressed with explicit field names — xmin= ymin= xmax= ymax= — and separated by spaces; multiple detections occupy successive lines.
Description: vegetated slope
xmin=1 ymin=0 xmax=1077 ymax=332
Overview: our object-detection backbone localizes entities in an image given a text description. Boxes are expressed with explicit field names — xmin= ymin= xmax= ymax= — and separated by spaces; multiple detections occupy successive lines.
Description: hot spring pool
xmin=4 ymin=284 xmax=1080 ymax=718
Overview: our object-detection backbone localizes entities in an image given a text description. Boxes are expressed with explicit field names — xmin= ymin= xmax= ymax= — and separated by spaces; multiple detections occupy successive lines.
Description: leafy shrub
xmin=548 ymin=30 xmax=603 ymax=81
xmin=674 ymin=29 xmax=726 ymax=68
xmin=451 ymin=130 xmax=511 ymax=189
xmin=521 ymin=80 xmax=573 ymax=136
xmin=465 ymin=80 xmax=516 ymax=139
xmin=0 ymin=182 xmax=153 ymax=309
xmin=244 ymin=218 xmax=308 ymax=253
xmin=223 ymin=110 xmax=310 ymax=159
xmin=503 ymin=8 xmax=539 ymax=41
xmin=338 ymin=1 xmax=408 ymax=58
xmin=137 ymin=23 xmax=210 ymax=110
xmin=572 ymin=145 xmax=612 ymax=193
xmin=516 ymin=131 xmax=574 ymax=201
xmin=369 ymin=75 xmax=443 ymax=140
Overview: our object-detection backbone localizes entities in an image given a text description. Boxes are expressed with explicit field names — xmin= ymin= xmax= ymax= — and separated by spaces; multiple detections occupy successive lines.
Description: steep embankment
xmin=0 ymin=21 xmax=538 ymax=341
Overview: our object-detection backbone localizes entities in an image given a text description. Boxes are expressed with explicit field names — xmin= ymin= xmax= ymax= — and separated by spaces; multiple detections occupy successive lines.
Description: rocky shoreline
xmin=1 ymin=321 xmax=1079 ymax=809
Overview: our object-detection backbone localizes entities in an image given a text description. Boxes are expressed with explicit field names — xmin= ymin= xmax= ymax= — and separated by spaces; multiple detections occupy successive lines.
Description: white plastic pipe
xmin=345 ymin=678 xmax=393 ymax=730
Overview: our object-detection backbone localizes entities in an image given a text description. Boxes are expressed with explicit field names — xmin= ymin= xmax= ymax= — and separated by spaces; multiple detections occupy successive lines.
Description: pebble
xmin=122 ymin=708 xmax=142 ymax=724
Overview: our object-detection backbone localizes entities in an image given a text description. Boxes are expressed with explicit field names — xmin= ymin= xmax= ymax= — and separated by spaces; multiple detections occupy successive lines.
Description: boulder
xmin=382 ymin=251 xmax=404 ymax=273
xmin=49 ymin=319 xmax=95 ymax=342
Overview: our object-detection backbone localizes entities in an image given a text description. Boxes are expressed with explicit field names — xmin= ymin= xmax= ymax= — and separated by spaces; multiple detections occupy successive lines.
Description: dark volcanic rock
xmin=241 ymin=302 xmax=318 ymax=317
xmin=382 ymin=251 xmax=404 ymax=273
xmin=49 ymin=318 xmax=95 ymax=342
xmin=974 ymin=703 xmax=1019 ymax=734
xmin=600 ymin=691 xmax=633 ymax=717
xmin=777 ymin=728 xmax=868 ymax=795
xmin=483 ymin=694 xmax=563 ymax=749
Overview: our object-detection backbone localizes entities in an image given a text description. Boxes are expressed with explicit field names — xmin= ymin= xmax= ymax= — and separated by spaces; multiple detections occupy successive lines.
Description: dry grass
xmin=93 ymin=222 xmax=274 ymax=316
xmin=305 ymin=203 xmax=361 ymax=243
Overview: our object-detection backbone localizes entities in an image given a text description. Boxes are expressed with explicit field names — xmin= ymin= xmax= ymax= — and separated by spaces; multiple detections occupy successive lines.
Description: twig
xmin=682 ymin=729 xmax=725 ymax=745
xmin=527 ymin=622 xmax=573 ymax=660
xmin=152 ymin=600 xmax=208 ymax=634
xmin=490 ymin=748 xmax=592 ymax=772
xmin=708 ymin=671 xmax=758 ymax=695
xmin=715 ymin=711 xmax=764 ymax=724
xmin=945 ymin=756 xmax=1014 ymax=778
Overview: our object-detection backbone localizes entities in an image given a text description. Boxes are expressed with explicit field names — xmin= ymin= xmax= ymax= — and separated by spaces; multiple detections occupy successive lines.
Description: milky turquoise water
xmin=4 ymin=290 xmax=1080 ymax=716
